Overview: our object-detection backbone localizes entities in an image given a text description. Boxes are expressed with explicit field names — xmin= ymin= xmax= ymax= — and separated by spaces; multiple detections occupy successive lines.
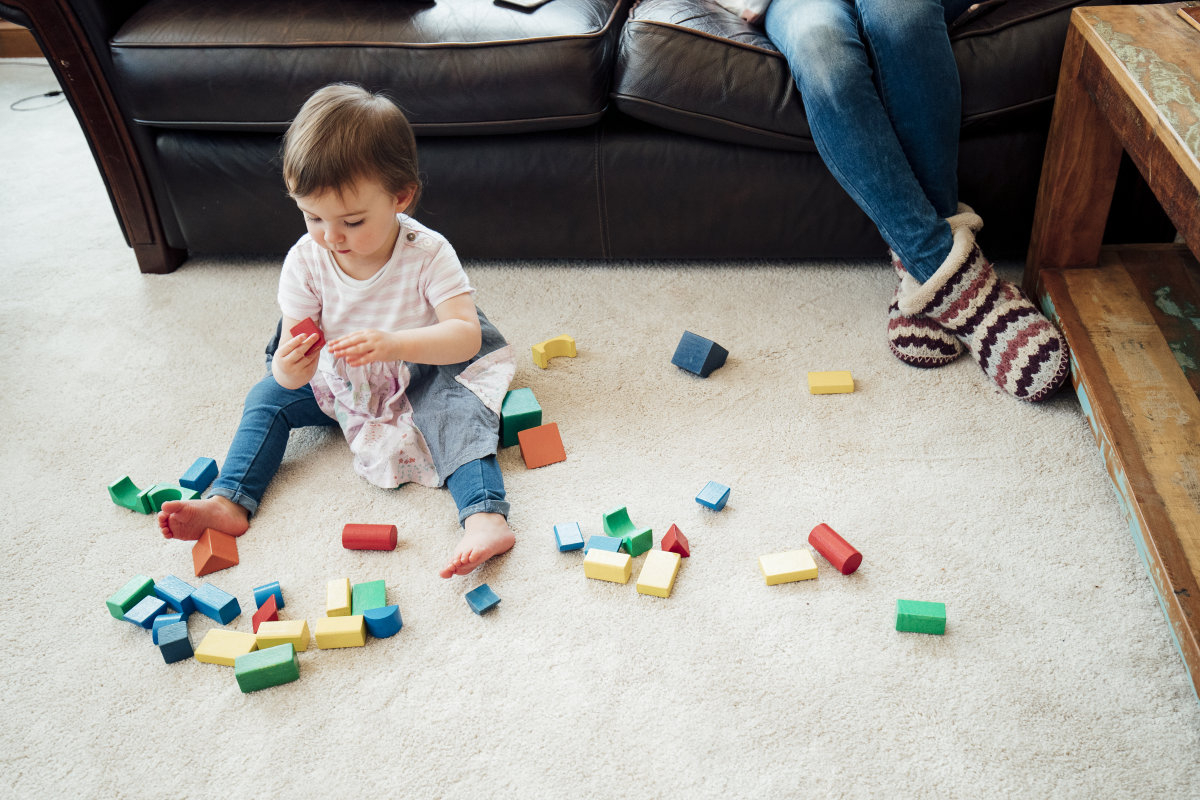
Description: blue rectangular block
xmin=253 ymin=580 xmax=285 ymax=610
xmin=696 ymin=480 xmax=731 ymax=511
xmin=123 ymin=596 xmax=168 ymax=629
xmin=151 ymin=612 xmax=187 ymax=644
xmin=465 ymin=584 xmax=501 ymax=615
xmin=180 ymin=457 xmax=219 ymax=492
xmin=154 ymin=574 xmax=197 ymax=615
xmin=192 ymin=583 xmax=241 ymax=624
xmin=554 ymin=522 xmax=585 ymax=552
xmin=157 ymin=620 xmax=194 ymax=664
xmin=586 ymin=535 xmax=623 ymax=554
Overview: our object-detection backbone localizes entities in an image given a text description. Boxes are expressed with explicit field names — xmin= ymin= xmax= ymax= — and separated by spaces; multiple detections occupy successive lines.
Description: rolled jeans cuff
xmin=203 ymin=486 xmax=260 ymax=519
xmin=457 ymin=498 xmax=511 ymax=527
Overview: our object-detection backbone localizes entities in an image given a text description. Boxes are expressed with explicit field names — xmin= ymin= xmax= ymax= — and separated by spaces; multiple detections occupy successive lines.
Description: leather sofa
xmin=1 ymin=0 xmax=1169 ymax=273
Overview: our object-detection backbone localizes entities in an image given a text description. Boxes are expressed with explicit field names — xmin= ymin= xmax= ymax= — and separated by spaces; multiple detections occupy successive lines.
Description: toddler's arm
xmin=272 ymin=315 xmax=322 ymax=389
xmin=327 ymin=293 xmax=482 ymax=367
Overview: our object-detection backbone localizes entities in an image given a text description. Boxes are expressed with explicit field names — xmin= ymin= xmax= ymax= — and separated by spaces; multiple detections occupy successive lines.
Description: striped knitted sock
xmin=897 ymin=225 xmax=1070 ymax=402
xmin=887 ymin=250 xmax=964 ymax=367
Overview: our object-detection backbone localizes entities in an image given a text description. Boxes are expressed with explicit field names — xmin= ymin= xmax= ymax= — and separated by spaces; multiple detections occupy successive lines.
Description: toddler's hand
xmin=328 ymin=329 xmax=403 ymax=367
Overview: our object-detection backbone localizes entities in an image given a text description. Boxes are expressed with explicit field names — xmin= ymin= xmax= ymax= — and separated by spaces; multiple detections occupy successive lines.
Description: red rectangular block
xmin=251 ymin=593 xmax=279 ymax=633
xmin=290 ymin=317 xmax=325 ymax=357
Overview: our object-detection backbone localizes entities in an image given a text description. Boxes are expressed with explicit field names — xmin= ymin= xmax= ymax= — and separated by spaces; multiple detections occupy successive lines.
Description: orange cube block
xmin=193 ymin=528 xmax=240 ymax=577
xmin=517 ymin=422 xmax=566 ymax=469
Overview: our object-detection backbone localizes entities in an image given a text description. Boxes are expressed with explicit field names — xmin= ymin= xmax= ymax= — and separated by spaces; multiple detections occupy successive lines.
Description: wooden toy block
xmin=326 ymin=578 xmax=352 ymax=617
xmin=191 ymin=582 xmax=241 ymax=624
xmin=621 ymin=528 xmax=653 ymax=557
xmin=252 ymin=593 xmax=279 ymax=633
xmin=695 ymin=481 xmax=730 ymax=511
xmin=154 ymin=574 xmax=197 ymax=614
xmin=896 ymin=599 xmax=946 ymax=635
xmin=586 ymin=535 xmax=622 ymax=554
xmin=808 ymin=523 xmax=862 ymax=575
xmin=601 ymin=506 xmax=653 ymax=556
xmin=500 ymin=387 xmax=542 ymax=448
xmin=257 ymin=619 xmax=311 ymax=652
xmin=107 ymin=476 xmax=151 ymax=513
xmin=363 ymin=605 xmax=403 ymax=638
xmin=465 ymin=584 xmax=501 ymax=615
xmin=518 ymin=422 xmax=566 ymax=469
xmin=193 ymin=527 xmax=239 ymax=577
xmin=352 ymin=579 xmax=387 ymax=616
xmin=179 ymin=457 xmax=219 ymax=492
xmin=315 ymin=615 xmax=367 ymax=649
xmin=584 ymin=549 xmax=633 ymax=584
xmin=195 ymin=629 xmax=258 ymax=666
xmin=235 ymin=643 xmax=300 ymax=693
xmin=531 ymin=334 xmax=577 ymax=368
xmin=759 ymin=550 xmax=818 ymax=585
xmin=123 ymin=595 xmax=168 ymax=629
xmin=807 ymin=370 xmax=855 ymax=394
xmin=143 ymin=483 xmax=201 ymax=513
xmin=342 ymin=523 xmax=398 ymax=551
xmin=671 ymin=331 xmax=728 ymax=378
xmin=152 ymin=612 xmax=186 ymax=644
xmin=290 ymin=316 xmax=325 ymax=357
xmin=636 ymin=550 xmax=682 ymax=598
xmin=554 ymin=522 xmax=585 ymax=552
xmin=106 ymin=574 xmax=155 ymax=619
xmin=661 ymin=524 xmax=690 ymax=557
xmin=253 ymin=580 xmax=284 ymax=610
xmin=157 ymin=620 xmax=194 ymax=664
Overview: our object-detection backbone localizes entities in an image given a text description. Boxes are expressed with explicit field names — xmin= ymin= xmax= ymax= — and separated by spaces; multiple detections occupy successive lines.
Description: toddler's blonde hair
xmin=283 ymin=83 xmax=421 ymax=209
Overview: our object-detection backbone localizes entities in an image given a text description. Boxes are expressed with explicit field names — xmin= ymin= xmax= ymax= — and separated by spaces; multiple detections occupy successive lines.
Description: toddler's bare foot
xmin=157 ymin=496 xmax=249 ymax=541
xmin=438 ymin=513 xmax=514 ymax=578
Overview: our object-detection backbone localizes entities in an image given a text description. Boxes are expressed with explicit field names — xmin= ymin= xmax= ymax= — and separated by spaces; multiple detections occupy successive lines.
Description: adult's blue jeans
xmin=765 ymin=0 xmax=974 ymax=282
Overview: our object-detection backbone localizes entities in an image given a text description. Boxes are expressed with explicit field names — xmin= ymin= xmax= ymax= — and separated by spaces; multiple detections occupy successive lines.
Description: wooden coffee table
xmin=1024 ymin=3 xmax=1200 ymax=701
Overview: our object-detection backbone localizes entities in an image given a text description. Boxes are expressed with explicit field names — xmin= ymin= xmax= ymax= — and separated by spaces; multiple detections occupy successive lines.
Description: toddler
xmin=158 ymin=83 xmax=517 ymax=578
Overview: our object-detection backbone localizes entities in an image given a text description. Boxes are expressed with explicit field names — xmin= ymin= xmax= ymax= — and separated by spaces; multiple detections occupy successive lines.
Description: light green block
xmin=106 ymin=574 xmax=156 ymax=619
xmin=352 ymin=579 xmax=387 ymax=616
xmin=896 ymin=599 xmax=946 ymax=635
xmin=500 ymin=388 xmax=541 ymax=448
xmin=621 ymin=528 xmax=653 ymax=557
xmin=602 ymin=506 xmax=652 ymax=556
xmin=234 ymin=644 xmax=300 ymax=692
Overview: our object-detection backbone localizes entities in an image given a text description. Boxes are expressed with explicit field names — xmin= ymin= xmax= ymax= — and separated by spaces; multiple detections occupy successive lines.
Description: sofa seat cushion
xmin=110 ymin=0 xmax=627 ymax=134
xmin=613 ymin=0 xmax=1102 ymax=151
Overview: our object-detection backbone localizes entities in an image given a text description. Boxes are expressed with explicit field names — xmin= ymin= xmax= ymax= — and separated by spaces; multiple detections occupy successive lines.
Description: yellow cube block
xmin=636 ymin=550 xmax=682 ymax=598
xmin=194 ymin=629 xmax=258 ymax=666
xmin=256 ymin=619 xmax=311 ymax=652
xmin=584 ymin=549 xmax=632 ymax=584
xmin=759 ymin=550 xmax=819 ymax=585
xmin=807 ymin=370 xmax=854 ymax=394
xmin=315 ymin=615 xmax=366 ymax=649
xmin=326 ymin=578 xmax=351 ymax=617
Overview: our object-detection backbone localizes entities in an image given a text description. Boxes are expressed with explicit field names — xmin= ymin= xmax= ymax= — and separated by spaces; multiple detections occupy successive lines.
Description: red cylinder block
xmin=342 ymin=523 xmax=398 ymax=551
xmin=808 ymin=523 xmax=861 ymax=574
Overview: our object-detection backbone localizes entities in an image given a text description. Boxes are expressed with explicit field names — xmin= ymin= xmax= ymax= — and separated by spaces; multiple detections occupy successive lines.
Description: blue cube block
xmin=696 ymin=480 xmax=731 ymax=511
xmin=363 ymin=605 xmax=403 ymax=638
xmin=253 ymin=580 xmax=285 ymax=610
xmin=157 ymin=621 xmax=194 ymax=664
xmin=671 ymin=331 xmax=728 ymax=378
xmin=554 ymin=522 xmax=585 ymax=552
xmin=154 ymin=574 xmax=197 ymax=615
xmin=192 ymin=583 xmax=241 ymax=624
xmin=180 ymin=457 xmax=219 ymax=492
xmin=151 ymin=612 xmax=187 ymax=644
xmin=586 ymin=535 xmax=623 ymax=554
xmin=465 ymin=584 xmax=501 ymax=615
xmin=123 ymin=596 xmax=168 ymax=629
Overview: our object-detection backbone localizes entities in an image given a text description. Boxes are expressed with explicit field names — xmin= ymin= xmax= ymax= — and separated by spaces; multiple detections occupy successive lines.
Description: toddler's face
xmin=295 ymin=179 xmax=415 ymax=277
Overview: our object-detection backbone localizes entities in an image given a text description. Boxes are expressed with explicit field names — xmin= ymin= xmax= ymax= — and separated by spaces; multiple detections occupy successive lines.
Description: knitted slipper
xmin=897 ymin=225 xmax=1070 ymax=402
xmin=887 ymin=250 xmax=964 ymax=368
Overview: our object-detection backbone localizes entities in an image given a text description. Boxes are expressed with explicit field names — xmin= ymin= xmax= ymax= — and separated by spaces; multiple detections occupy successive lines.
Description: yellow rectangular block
xmin=759 ymin=550 xmax=819 ymax=585
xmin=256 ymin=619 xmax=311 ymax=652
xmin=315 ymin=615 xmax=366 ymax=649
xmin=326 ymin=578 xmax=351 ymax=617
xmin=807 ymin=370 xmax=854 ymax=394
xmin=584 ymin=549 xmax=632 ymax=584
xmin=194 ymin=629 xmax=258 ymax=666
xmin=636 ymin=550 xmax=682 ymax=598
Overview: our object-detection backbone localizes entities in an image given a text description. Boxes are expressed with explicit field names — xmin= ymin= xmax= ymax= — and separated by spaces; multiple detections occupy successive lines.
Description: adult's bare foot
xmin=438 ymin=513 xmax=514 ymax=578
xmin=157 ymin=496 xmax=250 ymax=541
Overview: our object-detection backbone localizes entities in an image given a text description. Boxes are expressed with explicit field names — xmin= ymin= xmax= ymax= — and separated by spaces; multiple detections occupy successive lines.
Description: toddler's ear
xmin=395 ymin=185 xmax=418 ymax=214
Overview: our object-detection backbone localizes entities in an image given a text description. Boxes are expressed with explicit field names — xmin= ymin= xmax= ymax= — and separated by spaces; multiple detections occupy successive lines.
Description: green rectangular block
xmin=106 ymin=574 xmax=156 ymax=619
xmin=234 ymin=644 xmax=300 ymax=692
xmin=620 ymin=528 xmax=654 ymax=557
xmin=500 ymin=388 xmax=542 ymax=448
xmin=351 ymin=579 xmax=387 ymax=616
xmin=896 ymin=599 xmax=946 ymax=635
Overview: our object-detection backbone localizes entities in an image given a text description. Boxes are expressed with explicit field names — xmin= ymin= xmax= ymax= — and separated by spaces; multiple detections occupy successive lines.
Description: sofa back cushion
xmin=110 ymin=0 xmax=627 ymax=135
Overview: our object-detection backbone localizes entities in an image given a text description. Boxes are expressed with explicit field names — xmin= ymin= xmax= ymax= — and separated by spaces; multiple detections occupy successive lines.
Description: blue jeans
xmin=765 ymin=0 xmax=974 ymax=282
xmin=206 ymin=328 xmax=509 ymax=526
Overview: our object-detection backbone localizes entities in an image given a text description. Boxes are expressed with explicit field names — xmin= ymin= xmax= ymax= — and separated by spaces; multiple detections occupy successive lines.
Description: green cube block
xmin=106 ymin=574 xmax=156 ymax=620
xmin=500 ymin=388 xmax=542 ymax=448
xmin=234 ymin=644 xmax=300 ymax=693
xmin=352 ymin=579 xmax=387 ymax=616
xmin=896 ymin=599 xmax=946 ymax=635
